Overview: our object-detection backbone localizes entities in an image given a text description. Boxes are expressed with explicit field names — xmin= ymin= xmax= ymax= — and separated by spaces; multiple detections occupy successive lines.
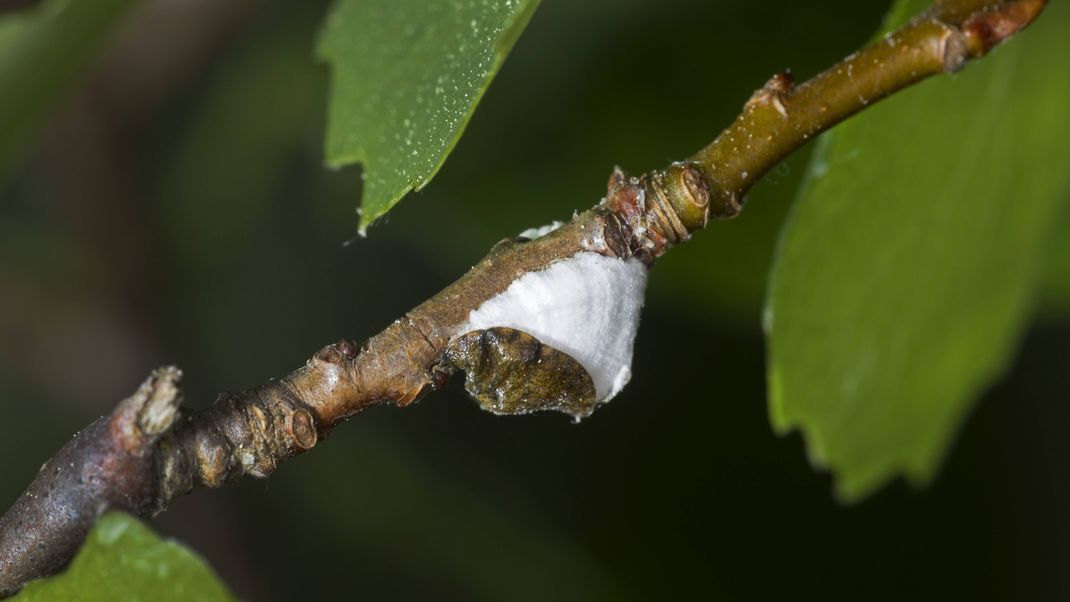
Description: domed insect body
xmin=446 ymin=234 xmax=647 ymax=420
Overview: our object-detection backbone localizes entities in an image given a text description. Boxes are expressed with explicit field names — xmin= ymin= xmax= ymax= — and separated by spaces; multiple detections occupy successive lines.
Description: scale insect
xmin=444 ymin=227 xmax=648 ymax=420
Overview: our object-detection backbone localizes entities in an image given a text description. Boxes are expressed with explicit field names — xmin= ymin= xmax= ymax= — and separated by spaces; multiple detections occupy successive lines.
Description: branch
xmin=0 ymin=0 xmax=1045 ymax=595
xmin=688 ymin=0 xmax=1047 ymax=217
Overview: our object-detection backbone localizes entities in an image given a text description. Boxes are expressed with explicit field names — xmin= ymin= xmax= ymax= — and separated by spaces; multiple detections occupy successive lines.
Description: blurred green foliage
xmin=318 ymin=0 xmax=540 ymax=232
xmin=766 ymin=0 xmax=1070 ymax=501
xmin=15 ymin=513 xmax=232 ymax=601
xmin=0 ymin=0 xmax=143 ymax=171
xmin=1 ymin=0 xmax=1069 ymax=600
xmin=1039 ymin=199 xmax=1070 ymax=318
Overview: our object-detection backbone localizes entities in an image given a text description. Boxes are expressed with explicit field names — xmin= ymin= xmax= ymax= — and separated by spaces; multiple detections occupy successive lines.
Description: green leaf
xmin=1038 ymin=195 xmax=1070 ymax=321
xmin=765 ymin=1 xmax=1070 ymax=502
xmin=317 ymin=0 xmax=540 ymax=234
xmin=0 ymin=0 xmax=143 ymax=172
xmin=14 ymin=513 xmax=233 ymax=602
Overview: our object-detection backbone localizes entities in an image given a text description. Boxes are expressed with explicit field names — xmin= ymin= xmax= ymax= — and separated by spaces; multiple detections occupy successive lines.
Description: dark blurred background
xmin=1 ymin=0 xmax=1068 ymax=600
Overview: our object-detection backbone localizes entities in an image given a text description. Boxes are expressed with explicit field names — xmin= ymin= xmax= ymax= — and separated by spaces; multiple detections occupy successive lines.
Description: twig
xmin=0 ymin=0 xmax=1045 ymax=595
xmin=688 ymin=0 xmax=1046 ymax=217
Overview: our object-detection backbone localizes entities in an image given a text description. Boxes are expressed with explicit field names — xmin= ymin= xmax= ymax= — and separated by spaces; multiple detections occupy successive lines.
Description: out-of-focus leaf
xmin=293 ymin=428 xmax=632 ymax=602
xmin=317 ymin=0 xmax=540 ymax=234
xmin=15 ymin=513 xmax=233 ymax=602
xmin=765 ymin=0 xmax=1070 ymax=501
xmin=0 ymin=0 xmax=142 ymax=172
xmin=1039 ymin=196 xmax=1070 ymax=320
xmin=159 ymin=2 xmax=326 ymax=267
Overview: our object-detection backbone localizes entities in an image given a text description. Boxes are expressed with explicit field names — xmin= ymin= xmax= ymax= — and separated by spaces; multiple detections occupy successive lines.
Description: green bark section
xmin=318 ymin=0 xmax=540 ymax=234
xmin=14 ymin=513 xmax=232 ymax=601
xmin=766 ymin=0 xmax=1070 ymax=501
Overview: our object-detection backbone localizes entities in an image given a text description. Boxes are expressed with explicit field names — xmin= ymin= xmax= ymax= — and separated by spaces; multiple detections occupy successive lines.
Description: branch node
xmin=745 ymin=70 xmax=794 ymax=117
xmin=939 ymin=26 xmax=970 ymax=73
xmin=284 ymin=408 xmax=318 ymax=452
xmin=962 ymin=0 xmax=1046 ymax=56
xmin=313 ymin=338 xmax=359 ymax=365
xmin=113 ymin=366 xmax=183 ymax=453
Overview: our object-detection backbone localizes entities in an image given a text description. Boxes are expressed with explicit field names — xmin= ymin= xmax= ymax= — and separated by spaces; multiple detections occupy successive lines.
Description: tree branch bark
xmin=0 ymin=0 xmax=1045 ymax=595
xmin=688 ymin=0 xmax=1046 ymax=217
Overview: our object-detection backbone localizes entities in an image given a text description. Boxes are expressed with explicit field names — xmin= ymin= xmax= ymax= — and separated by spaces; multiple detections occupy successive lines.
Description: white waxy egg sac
xmin=458 ymin=251 xmax=647 ymax=402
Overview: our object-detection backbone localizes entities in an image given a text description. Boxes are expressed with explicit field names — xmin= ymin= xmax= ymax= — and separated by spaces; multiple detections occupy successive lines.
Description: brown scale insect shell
xmin=444 ymin=327 xmax=598 ymax=419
